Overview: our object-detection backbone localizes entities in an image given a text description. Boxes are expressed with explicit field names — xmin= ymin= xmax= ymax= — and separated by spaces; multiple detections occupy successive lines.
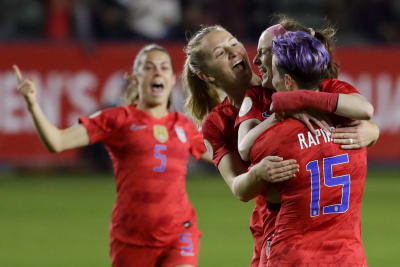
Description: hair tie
xmin=266 ymin=24 xmax=287 ymax=37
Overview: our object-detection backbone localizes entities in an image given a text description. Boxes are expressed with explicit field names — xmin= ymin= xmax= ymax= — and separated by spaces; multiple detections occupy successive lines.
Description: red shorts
xmin=110 ymin=230 xmax=201 ymax=267
xmin=249 ymin=229 xmax=263 ymax=267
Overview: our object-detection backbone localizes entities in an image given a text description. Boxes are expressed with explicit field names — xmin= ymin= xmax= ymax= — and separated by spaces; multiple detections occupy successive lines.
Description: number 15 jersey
xmin=79 ymin=105 xmax=206 ymax=247
xmin=251 ymin=118 xmax=368 ymax=267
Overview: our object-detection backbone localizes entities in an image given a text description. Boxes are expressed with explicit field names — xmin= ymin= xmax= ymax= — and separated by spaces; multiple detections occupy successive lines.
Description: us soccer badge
xmin=175 ymin=126 xmax=187 ymax=143
xmin=153 ymin=125 xmax=169 ymax=143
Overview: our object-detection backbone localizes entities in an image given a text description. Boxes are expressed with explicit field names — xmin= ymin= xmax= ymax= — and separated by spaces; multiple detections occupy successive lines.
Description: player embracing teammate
xmin=183 ymin=16 xmax=378 ymax=267
xmin=249 ymin=30 xmax=369 ymax=266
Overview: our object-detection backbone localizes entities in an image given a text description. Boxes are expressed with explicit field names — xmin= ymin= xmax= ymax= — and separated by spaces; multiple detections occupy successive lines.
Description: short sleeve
xmin=202 ymin=118 xmax=231 ymax=168
xmin=184 ymin=119 xmax=207 ymax=160
xmin=79 ymin=106 xmax=128 ymax=144
xmin=321 ymin=78 xmax=360 ymax=95
xmin=235 ymin=88 xmax=265 ymax=128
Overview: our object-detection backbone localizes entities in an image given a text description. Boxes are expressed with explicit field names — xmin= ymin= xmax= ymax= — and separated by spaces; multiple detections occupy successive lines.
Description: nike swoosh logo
xmin=130 ymin=124 xmax=147 ymax=131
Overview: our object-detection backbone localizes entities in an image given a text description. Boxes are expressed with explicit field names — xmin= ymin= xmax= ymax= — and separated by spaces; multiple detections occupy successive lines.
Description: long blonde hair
xmin=121 ymin=44 xmax=174 ymax=107
xmin=183 ymin=25 xmax=226 ymax=122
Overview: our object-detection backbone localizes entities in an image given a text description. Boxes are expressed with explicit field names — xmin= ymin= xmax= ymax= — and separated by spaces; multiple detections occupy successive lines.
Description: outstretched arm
xmin=14 ymin=65 xmax=90 ymax=152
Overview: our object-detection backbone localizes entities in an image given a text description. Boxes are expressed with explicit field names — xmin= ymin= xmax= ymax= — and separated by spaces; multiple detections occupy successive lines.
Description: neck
xmin=136 ymin=102 xmax=169 ymax=118
xmin=227 ymin=72 xmax=258 ymax=108
xmin=227 ymin=87 xmax=246 ymax=108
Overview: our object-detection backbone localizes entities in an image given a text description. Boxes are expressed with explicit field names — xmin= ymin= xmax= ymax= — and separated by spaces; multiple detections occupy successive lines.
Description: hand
xmin=332 ymin=120 xmax=379 ymax=149
xmin=251 ymin=156 xmax=299 ymax=183
xmin=13 ymin=65 xmax=37 ymax=107
xmin=276 ymin=110 xmax=331 ymax=134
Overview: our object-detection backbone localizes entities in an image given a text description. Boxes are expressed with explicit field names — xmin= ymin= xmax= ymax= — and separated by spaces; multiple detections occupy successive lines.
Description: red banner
xmin=0 ymin=43 xmax=398 ymax=165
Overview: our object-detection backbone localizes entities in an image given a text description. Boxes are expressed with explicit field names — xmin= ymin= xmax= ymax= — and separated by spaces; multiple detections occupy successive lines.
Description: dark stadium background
xmin=0 ymin=1 xmax=399 ymax=266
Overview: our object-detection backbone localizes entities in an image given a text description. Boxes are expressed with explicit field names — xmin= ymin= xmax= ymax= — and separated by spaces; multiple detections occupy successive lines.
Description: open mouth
xmin=232 ymin=59 xmax=246 ymax=72
xmin=151 ymin=82 xmax=164 ymax=95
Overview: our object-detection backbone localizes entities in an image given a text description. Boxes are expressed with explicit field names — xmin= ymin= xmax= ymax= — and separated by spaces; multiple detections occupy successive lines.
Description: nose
xmin=154 ymin=67 xmax=162 ymax=76
xmin=253 ymin=54 xmax=260 ymax=66
xmin=227 ymin=47 xmax=239 ymax=60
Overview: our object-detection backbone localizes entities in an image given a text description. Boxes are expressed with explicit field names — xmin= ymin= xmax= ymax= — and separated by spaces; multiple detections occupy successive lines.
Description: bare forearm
xmin=28 ymin=102 xmax=63 ymax=152
xmin=27 ymin=102 xmax=89 ymax=152
xmin=218 ymin=153 xmax=265 ymax=202
xmin=231 ymin=168 xmax=267 ymax=202
xmin=335 ymin=94 xmax=374 ymax=120
xmin=238 ymin=115 xmax=277 ymax=161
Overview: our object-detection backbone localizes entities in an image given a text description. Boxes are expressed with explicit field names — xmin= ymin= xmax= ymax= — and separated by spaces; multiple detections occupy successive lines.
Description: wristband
xmin=271 ymin=90 xmax=339 ymax=113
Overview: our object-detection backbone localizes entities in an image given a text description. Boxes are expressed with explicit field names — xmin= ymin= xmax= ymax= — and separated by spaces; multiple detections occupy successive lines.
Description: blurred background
xmin=0 ymin=0 xmax=399 ymax=266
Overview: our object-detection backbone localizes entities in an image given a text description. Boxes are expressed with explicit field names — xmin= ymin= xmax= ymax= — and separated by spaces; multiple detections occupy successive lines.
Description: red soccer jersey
xmin=251 ymin=119 xmax=367 ymax=266
xmin=202 ymin=96 xmax=273 ymax=265
xmin=235 ymin=78 xmax=359 ymax=128
xmin=202 ymin=97 xmax=239 ymax=167
xmin=79 ymin=105 xmax=206 ymax=246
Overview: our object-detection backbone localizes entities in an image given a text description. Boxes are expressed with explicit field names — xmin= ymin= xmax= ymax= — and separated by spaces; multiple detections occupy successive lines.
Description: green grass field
xmin=0 ymin=170 xmax=399 ymax=267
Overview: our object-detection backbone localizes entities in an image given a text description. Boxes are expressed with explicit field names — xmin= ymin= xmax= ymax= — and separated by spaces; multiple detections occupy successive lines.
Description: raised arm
xmin=217 ymin=152 xmax=298 ymax=202
xmin=14 ymin=65 xmax=90 ymax=152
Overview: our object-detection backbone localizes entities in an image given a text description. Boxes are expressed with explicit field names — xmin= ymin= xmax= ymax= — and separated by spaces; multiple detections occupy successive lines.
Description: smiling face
xmin=198 ymin=29 xmax=253 ymax=93
xmin=254 ymin=30 xmax=276 ymax=88
xmin=271 ymin=54 xmax=288 ymax=92
xmin=134 ymin=50 xmax=176 ymax=107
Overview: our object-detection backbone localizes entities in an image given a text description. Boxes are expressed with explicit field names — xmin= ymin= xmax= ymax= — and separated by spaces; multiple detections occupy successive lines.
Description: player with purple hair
xmin=250 ymin=31 xmax=368 ymax=266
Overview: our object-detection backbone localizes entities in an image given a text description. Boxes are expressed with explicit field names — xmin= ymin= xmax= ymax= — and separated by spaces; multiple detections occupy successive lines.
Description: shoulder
xmin=173 ymin=111 xmax=199 ymax=130
xmin=321 ymin=78 xmax=360 ymax=94
xmin=203 ymin=99 xmax=233 ymax=131
xmin=93 ymin=105 xmax=131 ymax=118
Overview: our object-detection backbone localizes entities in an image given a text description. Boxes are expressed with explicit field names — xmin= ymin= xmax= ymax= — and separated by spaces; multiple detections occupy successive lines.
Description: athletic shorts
xmin=249 ymin=228 xmax=263 ymax=267
xmin=110 ymin=227 xmax=201 ymax=267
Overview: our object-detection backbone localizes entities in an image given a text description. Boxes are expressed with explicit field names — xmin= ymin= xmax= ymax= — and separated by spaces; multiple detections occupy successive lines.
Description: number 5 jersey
xmin=79 ymin=105 xmax=206 ymax=247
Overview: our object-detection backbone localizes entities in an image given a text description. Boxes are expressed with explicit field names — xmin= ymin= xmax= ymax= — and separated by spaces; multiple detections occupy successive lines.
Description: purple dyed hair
xmin=272 ymin=31 xmax=330 ymax=89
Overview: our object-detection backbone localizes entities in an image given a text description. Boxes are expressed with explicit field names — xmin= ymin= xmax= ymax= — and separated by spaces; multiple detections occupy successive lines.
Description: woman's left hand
xmin=331 ymin=120 xmax=380 ymax=149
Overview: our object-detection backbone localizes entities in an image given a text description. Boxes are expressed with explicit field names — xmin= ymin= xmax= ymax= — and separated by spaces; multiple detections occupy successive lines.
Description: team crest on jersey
xmin=153 ymin=125 xmax=169 ymax=143
xmin=204 ymin=139 xmax=213 ymax=156
xmin=175 ymin=126 xmax=187 ymax=143
xmin=239 ymin=97 xmax=252 ymax=117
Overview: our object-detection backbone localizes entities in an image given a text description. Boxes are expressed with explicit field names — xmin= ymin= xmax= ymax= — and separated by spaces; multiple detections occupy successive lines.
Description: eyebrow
xmin=144 ymin=60 xmax=170 ymax=65
xmin=212 ymin=37 xmax=235 ymax=52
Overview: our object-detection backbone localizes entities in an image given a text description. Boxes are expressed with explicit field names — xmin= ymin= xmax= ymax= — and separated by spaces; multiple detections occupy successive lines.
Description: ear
xmin=284 ymin=74 xmax=296 ymax=91
xmin=197 ymin=72 xmax=216 ymax=84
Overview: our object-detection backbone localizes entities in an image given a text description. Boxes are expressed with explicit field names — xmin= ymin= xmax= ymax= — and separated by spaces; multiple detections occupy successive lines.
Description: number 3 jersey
xmin=79 ymin=105 xmax=206 ymax=247
xmin=251 ymin=118 xmax=368 ymax=266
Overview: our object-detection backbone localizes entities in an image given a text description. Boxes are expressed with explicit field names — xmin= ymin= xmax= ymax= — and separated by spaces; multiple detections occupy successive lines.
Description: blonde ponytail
xmin=182 ymin=25 xmax=226 ymax=122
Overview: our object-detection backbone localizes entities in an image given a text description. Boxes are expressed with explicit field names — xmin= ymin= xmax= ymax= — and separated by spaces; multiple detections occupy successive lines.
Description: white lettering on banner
xmin=340 ymin=72 xmax=400 ymax=133
xmin=101 ymin=71 xmax=125 ymax=105
xmin=0 ymin=70 xmax=101 ymax=133
xmin=65 ymin=71 xmax=99 ymax=126
xmin=35 ymin=72 xmax=64 ymax=128
xmin=1 ymin=71 xmax=32 ymax=133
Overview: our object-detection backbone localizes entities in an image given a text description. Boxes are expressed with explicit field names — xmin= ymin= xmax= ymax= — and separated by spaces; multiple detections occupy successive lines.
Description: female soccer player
xmin=182 ymin=24 xmax=378 ymax=267
xmin=237 ymin=17 xmax=379 ymax=163
xmin=14 ymin=44 xmax=208 ymax=267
